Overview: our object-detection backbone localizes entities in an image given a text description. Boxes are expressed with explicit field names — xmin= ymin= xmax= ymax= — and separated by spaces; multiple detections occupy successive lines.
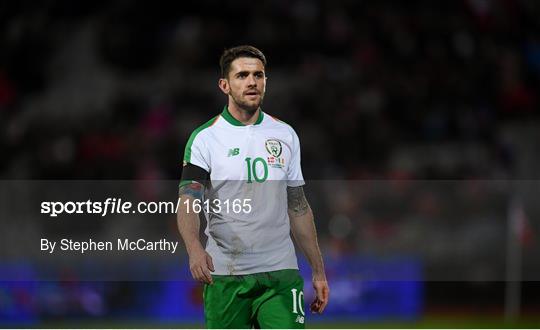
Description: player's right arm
xmin=178 ymin=122 xmax=215 ymax=284
xmin=177 ymin=179 xmax=214 ymax=284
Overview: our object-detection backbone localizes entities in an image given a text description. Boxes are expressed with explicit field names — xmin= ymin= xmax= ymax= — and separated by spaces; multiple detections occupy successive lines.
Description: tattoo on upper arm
xmin=287 ymin=186 xmax=309 ymax=216
xmin=179 ymin=182 xmax=204 ymax=200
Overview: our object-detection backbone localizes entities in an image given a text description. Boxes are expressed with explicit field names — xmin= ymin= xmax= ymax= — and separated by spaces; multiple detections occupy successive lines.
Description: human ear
xmin=218 ymin=78 xmax=230 ymax=95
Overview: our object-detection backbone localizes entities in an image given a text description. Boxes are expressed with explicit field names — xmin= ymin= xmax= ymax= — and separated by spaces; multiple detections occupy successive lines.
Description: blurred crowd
xmin=3 ymin=0 xmax=540 ymax=265
xmin=1 ymin=0 xmax=540 ymax=318
xmin=1 ymin=0 xmax=539 ymax=181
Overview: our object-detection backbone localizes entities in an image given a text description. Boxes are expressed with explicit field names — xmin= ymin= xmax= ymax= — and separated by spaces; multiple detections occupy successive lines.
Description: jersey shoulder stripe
xmin=267 ymin=114 xmax=299 ymax=138
xmin=183 ymin=115 xmax=219 ymax=162
xmin=267 ymin=113 xmax=294 ymax=128
xmin=268 ymin=113 xmax=285 ymax=124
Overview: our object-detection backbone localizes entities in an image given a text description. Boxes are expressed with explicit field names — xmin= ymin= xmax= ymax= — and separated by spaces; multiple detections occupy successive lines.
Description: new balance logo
xmin=227 ymin=148 xmax=240 ymax=157
xmin=295 ymin=315 xmax=305 ymax=324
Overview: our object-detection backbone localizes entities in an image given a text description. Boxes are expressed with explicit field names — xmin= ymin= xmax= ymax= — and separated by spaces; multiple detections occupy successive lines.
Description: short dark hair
xmin=219 ymin=45 xmax=267 ymax=78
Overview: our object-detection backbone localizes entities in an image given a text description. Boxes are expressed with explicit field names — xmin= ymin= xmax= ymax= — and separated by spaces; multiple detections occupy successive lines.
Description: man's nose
xmin=247 ymin=74 xmax=257 ymax=86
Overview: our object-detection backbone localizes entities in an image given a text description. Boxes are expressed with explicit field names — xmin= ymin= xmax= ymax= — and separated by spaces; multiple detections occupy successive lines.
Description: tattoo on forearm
xmin=179 ymin=182 xmax=204 ymax=200
xmin=287 ymin=186 xmax=309 ymax=216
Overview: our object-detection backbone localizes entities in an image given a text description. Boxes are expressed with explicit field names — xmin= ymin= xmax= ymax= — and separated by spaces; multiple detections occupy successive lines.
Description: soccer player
xmin=177 ymin=45 xmax=329 ymax=328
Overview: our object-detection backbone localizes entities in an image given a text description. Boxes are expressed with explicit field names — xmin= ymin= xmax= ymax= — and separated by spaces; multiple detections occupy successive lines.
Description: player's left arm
xmin=288 ymin=185 xmax=329 ymax=314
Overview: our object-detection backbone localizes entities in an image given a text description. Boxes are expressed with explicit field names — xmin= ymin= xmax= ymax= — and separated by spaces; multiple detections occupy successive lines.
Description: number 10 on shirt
xmin=245 ymin=157 xmax=268 ymax=183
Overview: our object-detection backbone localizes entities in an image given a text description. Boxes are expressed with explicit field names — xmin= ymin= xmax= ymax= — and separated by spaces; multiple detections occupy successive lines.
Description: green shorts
xmin=203 ymin=269 xmax=305 ymax=329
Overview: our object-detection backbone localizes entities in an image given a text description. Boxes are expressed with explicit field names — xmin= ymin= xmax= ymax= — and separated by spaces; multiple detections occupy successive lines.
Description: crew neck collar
xmin=221 ymin=105 xmax=264 ymax=126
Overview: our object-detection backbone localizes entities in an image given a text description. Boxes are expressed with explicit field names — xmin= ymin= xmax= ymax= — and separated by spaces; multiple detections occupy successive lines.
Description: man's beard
xmin=231 ymin=92 xmax=264 ymax=113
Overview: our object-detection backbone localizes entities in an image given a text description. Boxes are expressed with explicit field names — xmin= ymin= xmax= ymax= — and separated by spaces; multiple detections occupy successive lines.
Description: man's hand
xmin=310 ymin=278 xmax=329 ymax=314
xmin=188 ymin=247 xmax=215 ymax=284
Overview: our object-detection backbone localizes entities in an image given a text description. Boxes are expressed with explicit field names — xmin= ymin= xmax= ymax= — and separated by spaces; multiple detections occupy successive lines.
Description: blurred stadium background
xmin=1 ymin=0 xmax=540 ymax=328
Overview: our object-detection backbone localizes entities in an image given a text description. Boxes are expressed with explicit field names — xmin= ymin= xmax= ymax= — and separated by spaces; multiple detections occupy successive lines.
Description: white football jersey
xmin=182 ymin=106 xmax=305 ymax=275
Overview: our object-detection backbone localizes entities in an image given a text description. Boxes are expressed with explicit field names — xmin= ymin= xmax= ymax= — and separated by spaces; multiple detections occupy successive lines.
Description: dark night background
xmin=1 ymin=0 xmax=539 ymax=327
